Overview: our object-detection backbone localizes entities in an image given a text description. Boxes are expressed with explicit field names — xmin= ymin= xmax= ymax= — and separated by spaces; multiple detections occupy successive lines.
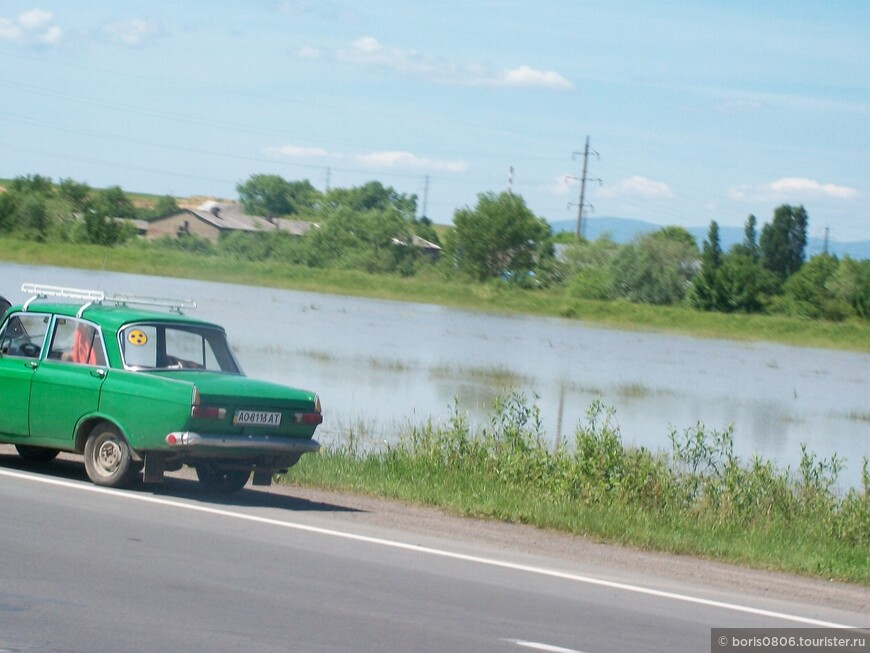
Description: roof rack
xmin=21 ymin=283 xmax=196 ymax=315
xmin=111 ymin=293 xmax=196 ymax=313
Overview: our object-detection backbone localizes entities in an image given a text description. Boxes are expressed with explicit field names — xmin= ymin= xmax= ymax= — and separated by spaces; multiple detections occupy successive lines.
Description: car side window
xmin=0 ymin=313 xmax=51 ymax=359
xmin=48 ymin=318 xmax=107 ymax=366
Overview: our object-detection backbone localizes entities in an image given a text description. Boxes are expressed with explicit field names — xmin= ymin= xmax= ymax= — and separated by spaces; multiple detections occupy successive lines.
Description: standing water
xmin=3 ymin=263 xmax=868 ymax=488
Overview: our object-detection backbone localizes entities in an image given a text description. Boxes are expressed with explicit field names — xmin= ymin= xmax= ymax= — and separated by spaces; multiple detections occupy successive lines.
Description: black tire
xmin=195 ymin=463 xmax=250 ymax=494
xmin=83 ymin=424 xmax=137 ymax=488
xmin=15 ymin=445 xmax=60 ymax=462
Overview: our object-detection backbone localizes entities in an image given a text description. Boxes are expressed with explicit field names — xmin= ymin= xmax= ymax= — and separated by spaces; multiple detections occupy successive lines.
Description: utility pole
xmin=421 ymin=175 xmax=430 ymax=220
xmin=572 ymin=136 xmax=600 ymax=240
xmin=508 ymin=166 xmax=514 ymax=195
xmin=823 ymin=226 xmax=830 ymax=255
xmin=325 ymin=167 xmax=331 ymax=193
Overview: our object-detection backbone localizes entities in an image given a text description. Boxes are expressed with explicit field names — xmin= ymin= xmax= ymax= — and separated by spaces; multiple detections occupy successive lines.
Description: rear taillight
xmin=191 ymin=406 xmax=227 ymax=420
xmin=293 ymin=412 xmax=324 ymax=425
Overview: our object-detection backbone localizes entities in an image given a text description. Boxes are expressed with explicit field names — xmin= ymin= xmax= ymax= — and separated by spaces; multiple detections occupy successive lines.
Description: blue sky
xmin=1 ymin=1 xmax=867 ymax=241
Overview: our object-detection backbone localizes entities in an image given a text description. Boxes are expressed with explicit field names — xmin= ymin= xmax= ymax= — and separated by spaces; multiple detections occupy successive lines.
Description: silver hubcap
xmin=95 ymin=439 xmax=121 ymax=475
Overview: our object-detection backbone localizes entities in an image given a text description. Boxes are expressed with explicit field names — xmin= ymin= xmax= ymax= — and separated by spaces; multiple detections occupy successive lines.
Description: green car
xmin=0 ymin=283 xmax=322 ymax=493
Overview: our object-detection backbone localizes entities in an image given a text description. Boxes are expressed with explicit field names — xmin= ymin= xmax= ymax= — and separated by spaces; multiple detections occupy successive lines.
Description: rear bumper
xmin=165 ymin=431 xmax=320 ymax=455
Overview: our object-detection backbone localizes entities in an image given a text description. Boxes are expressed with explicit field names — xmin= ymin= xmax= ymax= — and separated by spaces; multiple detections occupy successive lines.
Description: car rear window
xmin=119 ymin=323 xmax=240 ymax=373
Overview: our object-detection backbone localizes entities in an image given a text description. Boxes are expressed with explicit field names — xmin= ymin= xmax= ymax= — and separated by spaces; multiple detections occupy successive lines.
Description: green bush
xmin=288 ymin=392 xmax=870 ymax=582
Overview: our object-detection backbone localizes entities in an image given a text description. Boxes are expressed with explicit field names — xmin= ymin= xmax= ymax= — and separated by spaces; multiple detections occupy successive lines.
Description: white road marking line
xmin=0 ymin=468 xmax=855 ymax=628
xmin=506 ymin=639 xmax=586 ymax=653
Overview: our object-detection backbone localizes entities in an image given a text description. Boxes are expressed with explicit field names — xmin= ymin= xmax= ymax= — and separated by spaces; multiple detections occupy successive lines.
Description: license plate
xmin=233 ymin=410 xmax=282 ymax=427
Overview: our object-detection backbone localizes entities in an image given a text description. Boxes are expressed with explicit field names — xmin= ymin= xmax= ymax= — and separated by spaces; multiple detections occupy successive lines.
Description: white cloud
xmin=321 ymin=36 xmax=573 ymax=90
xmin=18 ymin=8 xmax=52 ymax=30
xmin=265 ymin=145 xmax=330 ymax=158
xmin=103 ymin=18 xmax=161 ymax=47
xmin=0 ymin=8 xmax=62 ymax=46
xmin=730 ymin=177 xmax=860 ymax=202
xmin=336 ymin=36 xmax=443 ymax=76
xmin=600 ymin=176 xmax=674 ymax=200
xmin=501 ymin=65 xmax=573 ymax=90
xmin=769 ymin=177 xmax=859 ymax=199
xmin=354 ymin=150 xmax=468 ymax=173
xmin=265 ymin=144 xmax=467 ymax=173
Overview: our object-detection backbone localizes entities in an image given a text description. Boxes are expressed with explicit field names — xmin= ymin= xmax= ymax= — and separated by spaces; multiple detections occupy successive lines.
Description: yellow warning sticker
xmin=127 ymin=329 xmax=148 ymax=346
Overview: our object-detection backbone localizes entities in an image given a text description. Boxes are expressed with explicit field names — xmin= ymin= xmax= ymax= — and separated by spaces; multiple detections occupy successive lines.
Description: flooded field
xmin=3 ymin=262 xmax=869 ymax=488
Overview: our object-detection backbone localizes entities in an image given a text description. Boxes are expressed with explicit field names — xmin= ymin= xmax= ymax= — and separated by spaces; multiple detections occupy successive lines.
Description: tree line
xmin=1 ymin=172 xmax=868 ymax=322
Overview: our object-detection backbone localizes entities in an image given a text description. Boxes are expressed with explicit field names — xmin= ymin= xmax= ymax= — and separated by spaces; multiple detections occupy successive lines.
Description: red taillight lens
xmin=293 ymin=412 xmax=324 ymax=425
xmin=191 ymin=406 xmax=226 ymax=420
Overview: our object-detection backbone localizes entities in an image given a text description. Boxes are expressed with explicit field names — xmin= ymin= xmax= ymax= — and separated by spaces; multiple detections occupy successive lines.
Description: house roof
xmin=187 ymin=201 xmax=274 ymax=233
xmin=391 ymin=234 xmax=442 ymax=251
xmin=155 ymin=201 xmax=318 ymax=237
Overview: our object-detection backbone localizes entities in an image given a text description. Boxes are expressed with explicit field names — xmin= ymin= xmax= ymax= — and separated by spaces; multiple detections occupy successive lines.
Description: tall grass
xmin=285 ymin=392 xmax=870 ymax=584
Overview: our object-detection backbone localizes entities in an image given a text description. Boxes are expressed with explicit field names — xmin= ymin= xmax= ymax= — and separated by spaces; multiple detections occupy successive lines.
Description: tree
xmin=150 ymin=194 xmax=180 ymax=219
xmin=690 ymin=221 xmax=725 ymax=311
xmin=563 ymin=235 xmax=621 ymax=300
xmin=609 ymin=227 xmax=699 ymax=305
xmin=302 ymin=205 xmax=418 ymax=275
xmin=17 ymin=194 xmax=50 ymax=241
xmin=447 ymin=192 xmax=552 ymax=282
xmin=236 ymin=174 xmax=319 ymax=217
xmin=9 ymin=174 xmax=53 ymax=195
xmin=781 ymin=254 xmax=849 ymax=320
xmin=410 ymin=215 xmax=441 ymax=246
xmin=740 ymin=214 xmax=760 ymax=260
xmin=760 ymin=204 xmax=808 ymax=283
xmin=0 ymin=192 xmax=18 ymax=233
xmin=57 ymin=178 xmax=93 ymax=212
xmin=716 ymin=252 xmax=771 ymax=313
xmin=93 ymin=186 xmax=136 ymax=219
xmin=827 ymin=257 xmax=870 ymax=320
xmin=324 ymin=181 xmax=416 ymax=221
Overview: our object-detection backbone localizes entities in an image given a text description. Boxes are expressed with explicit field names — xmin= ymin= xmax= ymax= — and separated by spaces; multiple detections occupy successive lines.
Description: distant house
xmin=146 ymin=201 xmax=316 ymax=243
xmin=391 ymin=234 xmax=443 ymax=261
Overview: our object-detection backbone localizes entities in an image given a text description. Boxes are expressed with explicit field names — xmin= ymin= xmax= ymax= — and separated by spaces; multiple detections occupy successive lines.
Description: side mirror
xmin=0 ymin=296 xmax=10 ymax=318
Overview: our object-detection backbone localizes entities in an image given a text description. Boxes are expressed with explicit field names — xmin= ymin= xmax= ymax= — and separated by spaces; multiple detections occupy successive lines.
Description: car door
xmin=28 ymin=317 xmax=109 ymax=443
xmin=0 ymin=312 xmax=52 ymax=437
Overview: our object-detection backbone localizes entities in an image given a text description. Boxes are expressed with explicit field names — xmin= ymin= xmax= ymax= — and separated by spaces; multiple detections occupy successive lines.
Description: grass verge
xmin=280 ymin=393 xmax=870 ymax=585
xmin=1 ymin=237 xmax=868 ymax=352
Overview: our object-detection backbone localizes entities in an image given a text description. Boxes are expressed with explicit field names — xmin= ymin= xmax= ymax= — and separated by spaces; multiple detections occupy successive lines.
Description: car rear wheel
xmin=195 ymin=463 xmax=250 ymax=494
xmin=84 ymin=425 xmax=137 ymax=488
xmin=15 ymin=445 xmax=60 ymax=462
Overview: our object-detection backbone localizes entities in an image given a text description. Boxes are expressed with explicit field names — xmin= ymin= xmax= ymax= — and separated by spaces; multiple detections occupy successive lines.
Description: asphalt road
xmin=0 ymin=453 xmax=866 ymax=653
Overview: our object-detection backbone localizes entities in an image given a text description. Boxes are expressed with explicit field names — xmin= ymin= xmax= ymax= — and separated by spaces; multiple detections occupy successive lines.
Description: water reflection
xmin=3 ymin=262 xmax=868 ymax=487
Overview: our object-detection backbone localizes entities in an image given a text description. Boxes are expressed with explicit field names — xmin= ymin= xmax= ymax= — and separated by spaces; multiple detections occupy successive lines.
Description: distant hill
xmin=549 ymin=217 xmax=870 ymax=260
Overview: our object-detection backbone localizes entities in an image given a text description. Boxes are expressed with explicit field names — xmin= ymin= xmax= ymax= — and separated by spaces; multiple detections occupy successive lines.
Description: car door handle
xmin=91 ymin=368 xmax=107 ymax=379
xmin=27 ymin=361 xmax=38 ymax=370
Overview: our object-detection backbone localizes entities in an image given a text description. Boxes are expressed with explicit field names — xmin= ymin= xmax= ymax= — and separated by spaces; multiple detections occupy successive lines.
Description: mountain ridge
xmin=549 ymin=217 xmax=870 ymax=260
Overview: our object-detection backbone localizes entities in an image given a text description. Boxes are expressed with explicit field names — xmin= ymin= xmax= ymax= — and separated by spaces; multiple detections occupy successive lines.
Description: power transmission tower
xmin=571 ymin=136 xmax=600 ymax=240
